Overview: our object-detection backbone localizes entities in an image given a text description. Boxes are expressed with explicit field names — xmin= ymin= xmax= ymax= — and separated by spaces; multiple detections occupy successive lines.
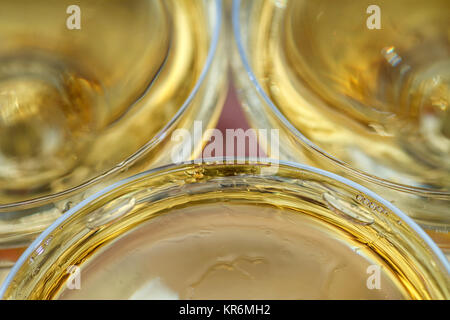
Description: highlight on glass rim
xmin=0 ymin=0 xmax=448 ymax=305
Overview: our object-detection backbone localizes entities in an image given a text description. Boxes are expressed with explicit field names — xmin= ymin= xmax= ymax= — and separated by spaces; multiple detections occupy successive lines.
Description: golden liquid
xmin=0 ymin=0 xmax=209 ymax=204
xmin=3 ymin=163 xmax=447 ymax=300
xmin=251 ymin=0 xmax=450 ymax=191
xmin=57 ymin=204 xmax=405 ymax=300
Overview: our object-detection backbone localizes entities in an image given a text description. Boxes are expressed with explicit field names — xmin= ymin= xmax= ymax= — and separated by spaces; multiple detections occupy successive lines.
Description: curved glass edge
xmin=230 ymin=0 xmax=450 ymax=197
xmin=0 ymin=0 xmax=224 ymax=211
xmin=1 ymin=157 xmax=449 ymax=298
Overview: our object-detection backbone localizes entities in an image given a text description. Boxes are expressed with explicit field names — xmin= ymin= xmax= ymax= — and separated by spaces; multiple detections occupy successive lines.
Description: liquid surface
xmin=58 ymin=204 xmax=405 ymax=300
xmin=252 ymin=0 xmax=450 ymax=190
xmin=0 ymin=0 xmax=208 ymax=203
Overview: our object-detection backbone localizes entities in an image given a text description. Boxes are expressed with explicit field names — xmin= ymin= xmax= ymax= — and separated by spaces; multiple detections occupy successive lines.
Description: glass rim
xmin=0 ymin=0 xmax=224 ymax=210
xmin=1 ymin=157 xmax=449 ymax=298
xmin=231 ymin=0 xmax=450 ymax=197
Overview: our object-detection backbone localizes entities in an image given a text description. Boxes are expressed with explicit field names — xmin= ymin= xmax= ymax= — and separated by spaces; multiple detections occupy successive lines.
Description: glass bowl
xmin=231 ymin=0 xmax=450 ymax=256
xmin=1 ymin=159 xmax=448 ymax=299
xmin=0 ymin=0 xmax=227 ymax=269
